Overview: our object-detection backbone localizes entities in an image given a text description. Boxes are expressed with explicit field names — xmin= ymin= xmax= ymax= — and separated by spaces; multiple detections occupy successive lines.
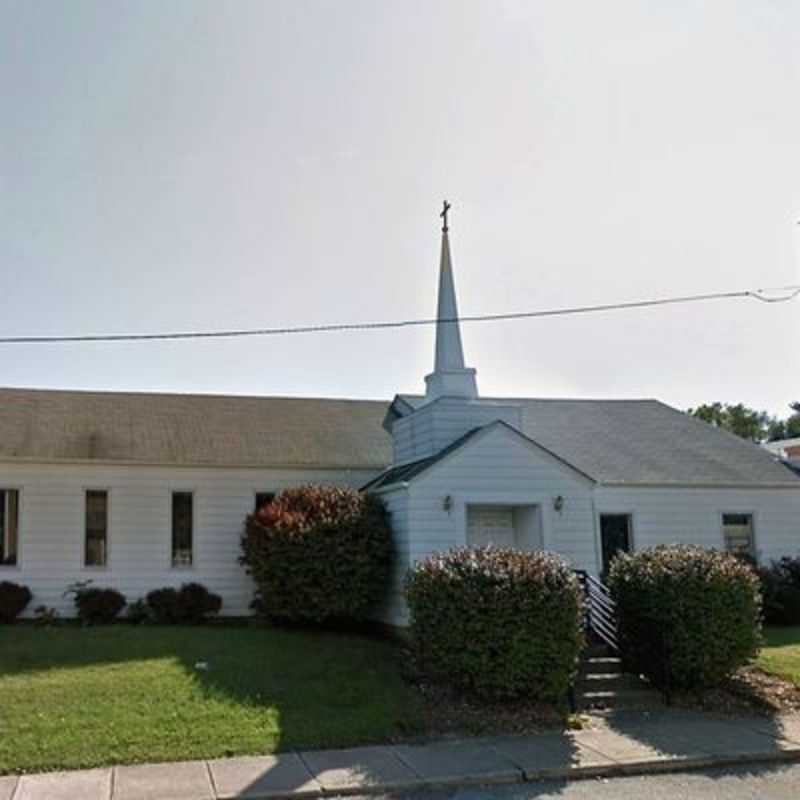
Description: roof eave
xmin=598 ymin=480 xmax=800 ymax=490
xmin=0 ymin=456 xmax=390 ymax=472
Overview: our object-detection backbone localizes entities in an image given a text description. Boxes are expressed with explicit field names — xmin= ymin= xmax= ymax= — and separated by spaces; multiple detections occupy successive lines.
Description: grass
xmin=0 ymin=624 xmax=421 ymax=774
xmin=757 ymin=626 xmax=800 ymax=686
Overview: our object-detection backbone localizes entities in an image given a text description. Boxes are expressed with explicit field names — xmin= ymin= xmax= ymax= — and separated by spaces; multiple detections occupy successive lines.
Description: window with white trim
xmin=0 ymin=489 xmax=20 ymax=566
xmin=722 ymin=513 xmax=755 ymax=558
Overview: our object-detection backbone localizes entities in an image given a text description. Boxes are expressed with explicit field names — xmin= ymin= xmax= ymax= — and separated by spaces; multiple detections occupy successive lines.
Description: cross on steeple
xmin=424 ymin=199 xmax=478 ymax=401
xmin=440 ymin=200 xmax=451 ymax=233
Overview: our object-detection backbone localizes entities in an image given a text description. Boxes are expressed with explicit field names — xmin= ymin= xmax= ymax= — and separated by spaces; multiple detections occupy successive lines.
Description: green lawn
xmin=757 ymin=626 xmax=800 ymax=685
xmin=0 ymin=624 xmax=421 ymax=774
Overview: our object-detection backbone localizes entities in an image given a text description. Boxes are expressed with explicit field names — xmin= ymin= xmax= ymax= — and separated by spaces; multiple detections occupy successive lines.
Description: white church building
xmin=1 ymin=216 xmax=799 ymax=623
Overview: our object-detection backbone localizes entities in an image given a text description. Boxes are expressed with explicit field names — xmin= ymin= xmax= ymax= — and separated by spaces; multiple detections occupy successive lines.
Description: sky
xmin=1 ymin=0 xmax=798 ymax=416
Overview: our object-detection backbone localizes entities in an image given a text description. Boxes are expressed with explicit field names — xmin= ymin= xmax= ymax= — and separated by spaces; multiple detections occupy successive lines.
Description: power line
xmin=0 ymin=284 xmax=797 ymax=345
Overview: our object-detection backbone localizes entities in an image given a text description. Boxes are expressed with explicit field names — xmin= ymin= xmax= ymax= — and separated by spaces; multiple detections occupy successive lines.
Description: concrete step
xmin=581 ymin=658 xmax=623 ymax=676
xmin=584 ymin=643 xmax=611 ymax=659
xmin=578 ymin=687 xmax=664 ymax=711
xmin=584 ymin=654 xmax=621 ymax=664
xmin=575 ymin=646 xmax=663 ymax=710
xmin=576 ymin=673 xmax=646 ymax=692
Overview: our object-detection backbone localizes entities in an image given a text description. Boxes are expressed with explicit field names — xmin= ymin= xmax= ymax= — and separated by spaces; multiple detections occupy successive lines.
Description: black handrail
xmin=574 ymin=570 xmax=619 ymax=652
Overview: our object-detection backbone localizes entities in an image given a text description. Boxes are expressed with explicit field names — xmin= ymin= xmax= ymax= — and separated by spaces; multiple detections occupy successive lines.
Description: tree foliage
xmin=688 ymin=401 xmax=800 ymax=443
xmin=768 ymin=402 xmax=800 ymax=441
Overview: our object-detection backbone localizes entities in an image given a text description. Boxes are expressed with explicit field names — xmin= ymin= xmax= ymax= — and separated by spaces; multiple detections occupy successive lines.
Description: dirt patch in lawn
xmin=406 ymin=665 xmax=800 ymax=734
xmin=672 ymin=666 xmax=800 ymax=716
xmin=399 ymin=649 xmax=566 ymax=739
xmin=409 ymin=679 xmax=566 ymax=738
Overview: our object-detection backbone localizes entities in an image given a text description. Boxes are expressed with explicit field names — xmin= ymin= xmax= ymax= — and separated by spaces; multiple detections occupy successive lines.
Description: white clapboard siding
xmin=407 ymin=424 xmax=595 ymax=566
xmin=595 ymin=486 xmax=800 ymax=565
xmin=0 ymin=462 xmax=378 ymax=617
xmin=371 ymin=485 xmax=412 ymax=627
xmin=392 ymin=398 xmax=523 ymax=465
xmin=372 ymin=423 xmax=598 ymax=626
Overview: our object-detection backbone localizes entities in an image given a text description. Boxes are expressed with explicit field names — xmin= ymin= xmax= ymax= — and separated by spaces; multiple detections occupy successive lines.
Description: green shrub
xmin=756 ymin=557 xmax=800 ymax=626
xmin=126 ymin=598 xmax=152 ymax=624
xmin=0 ymin=581 xmax=32 ymax=623
xmin=240 ymin=485 xmax=393 ymax=624
xmin=33 ymin=605 xmax=59 ymax=626
xmin=608 ymin=545 xmax=762 ymax=692
xmin=145 ymin=583 xmax=222 ymax=623
xmin=146 ymin=588 xmax=180 ymax=623
xmin=405 ymin=547 xmax=584 ymax=701
xmin=175 ymin=582 xmax=222 ymax=622
xmin=65 ymin=581 xmax=126 ymax=624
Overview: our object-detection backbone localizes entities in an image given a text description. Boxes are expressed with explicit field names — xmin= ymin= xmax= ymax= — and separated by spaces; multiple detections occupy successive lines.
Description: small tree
xmin=240 ymin=485 xmax=393 ymax=623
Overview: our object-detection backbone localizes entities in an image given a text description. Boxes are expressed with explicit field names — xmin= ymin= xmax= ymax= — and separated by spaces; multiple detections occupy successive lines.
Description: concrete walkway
xmin=4 ymin=711 xmax=800 ymax=800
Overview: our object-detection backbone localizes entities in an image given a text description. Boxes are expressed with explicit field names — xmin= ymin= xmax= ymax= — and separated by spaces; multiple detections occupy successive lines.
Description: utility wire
xmin=0 ymin=285 xmax=797 ymax=345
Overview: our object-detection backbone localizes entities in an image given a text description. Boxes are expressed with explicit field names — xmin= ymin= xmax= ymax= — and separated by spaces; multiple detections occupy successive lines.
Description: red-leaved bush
xmin=240 ymin=485 xmax=393 ymax=623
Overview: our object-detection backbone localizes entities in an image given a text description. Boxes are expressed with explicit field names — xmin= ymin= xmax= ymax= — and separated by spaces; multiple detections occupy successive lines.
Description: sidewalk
xmin=4 ymin=710 xmax=800 ymax=800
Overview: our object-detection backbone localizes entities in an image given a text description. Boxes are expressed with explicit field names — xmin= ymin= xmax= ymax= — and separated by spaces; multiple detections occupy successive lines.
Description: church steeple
xmin=424 ymin=202 xmax=479 ymax=401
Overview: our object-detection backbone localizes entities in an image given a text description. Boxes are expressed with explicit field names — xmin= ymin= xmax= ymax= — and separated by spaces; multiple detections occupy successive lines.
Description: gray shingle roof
xmin=0 ymin=387 xmax=391 ymax=468
xmin=0 ymin=387 xmax=796 ymax=487
xmin=361 ymin=427 xmax=484 ymax=491
xmin=396 ymin=395 xmax=800 ymax=487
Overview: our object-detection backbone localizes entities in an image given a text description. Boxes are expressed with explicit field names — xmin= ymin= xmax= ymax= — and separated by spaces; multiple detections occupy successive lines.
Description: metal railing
xmin=574 ymin=570 xmax=619 ymax=652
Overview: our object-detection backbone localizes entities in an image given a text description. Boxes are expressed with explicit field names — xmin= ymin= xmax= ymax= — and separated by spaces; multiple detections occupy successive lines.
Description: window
xmin=85 ymin=490 xmax=108 ymax=567
xmin=254 ymin=492 xmax=275 ymax=512
xmin=723 ymin=513 xmax=755 ymax=558
xmin=172 ymin=492 xmax=193 ymax=567
xmin=0 ymin=489 xmax=20 ymax=566
xmin=600 ymin=513 xmax=632 ymax=575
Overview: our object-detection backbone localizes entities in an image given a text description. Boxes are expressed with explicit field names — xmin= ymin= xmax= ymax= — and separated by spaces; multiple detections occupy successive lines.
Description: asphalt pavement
xmin=356 ymin=762 xmax=800 ymax=800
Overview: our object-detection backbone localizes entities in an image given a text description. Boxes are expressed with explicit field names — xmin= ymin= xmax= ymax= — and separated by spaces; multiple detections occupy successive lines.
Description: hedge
xmin=240 ymin=485 xmax=393 ymax=623
xmin=406 ymin=547 xmax=584 ymax=701
xmin=66 ymin=582 xmax=126 ymax=625
xmin=608 ymin=545 xmax=762 ymax=692
xmin=756 ymin=557 xmax=800 ymax=626
xmin=146 ymin=583 xmax=222 ymax=624
xmin=0 ymin=581 xmax=32 ymax=623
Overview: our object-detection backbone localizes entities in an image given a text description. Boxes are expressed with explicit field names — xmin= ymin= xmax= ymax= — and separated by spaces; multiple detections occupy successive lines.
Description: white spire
xmin=424 ymin=202 xmax=478 ymax=401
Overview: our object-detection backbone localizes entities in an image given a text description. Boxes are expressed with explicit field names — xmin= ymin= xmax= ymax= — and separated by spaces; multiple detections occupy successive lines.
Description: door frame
xmin=598 ymin=511 xmax=635 ymax=575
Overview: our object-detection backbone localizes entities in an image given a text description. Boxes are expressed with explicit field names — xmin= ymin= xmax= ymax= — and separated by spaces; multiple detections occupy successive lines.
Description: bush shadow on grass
xmin=0 ymin=621 xmax=422 ymax=771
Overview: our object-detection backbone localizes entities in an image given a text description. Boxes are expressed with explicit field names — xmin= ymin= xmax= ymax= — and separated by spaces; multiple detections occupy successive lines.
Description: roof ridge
xmin=0 ymin=386 xmax=391 ymax=405
xmin=398 ymin=393 xmax=660 ymax=404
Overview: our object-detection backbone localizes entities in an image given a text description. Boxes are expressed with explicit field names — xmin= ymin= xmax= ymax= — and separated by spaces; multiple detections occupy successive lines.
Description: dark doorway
xmin=600 ymin=513 xmax=632 ymax=575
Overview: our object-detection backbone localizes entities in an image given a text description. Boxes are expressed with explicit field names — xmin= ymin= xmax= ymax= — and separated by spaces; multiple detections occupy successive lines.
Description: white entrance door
xmin=467 ymin=505 xmax=516 ymax=548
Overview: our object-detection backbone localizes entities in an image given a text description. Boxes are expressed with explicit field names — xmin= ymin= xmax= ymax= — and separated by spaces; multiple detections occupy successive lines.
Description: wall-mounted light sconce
xmin=443 ymin=494 xmax=453 ymax=513
xmin=553 ymin=495 xmax=565 ymax=513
